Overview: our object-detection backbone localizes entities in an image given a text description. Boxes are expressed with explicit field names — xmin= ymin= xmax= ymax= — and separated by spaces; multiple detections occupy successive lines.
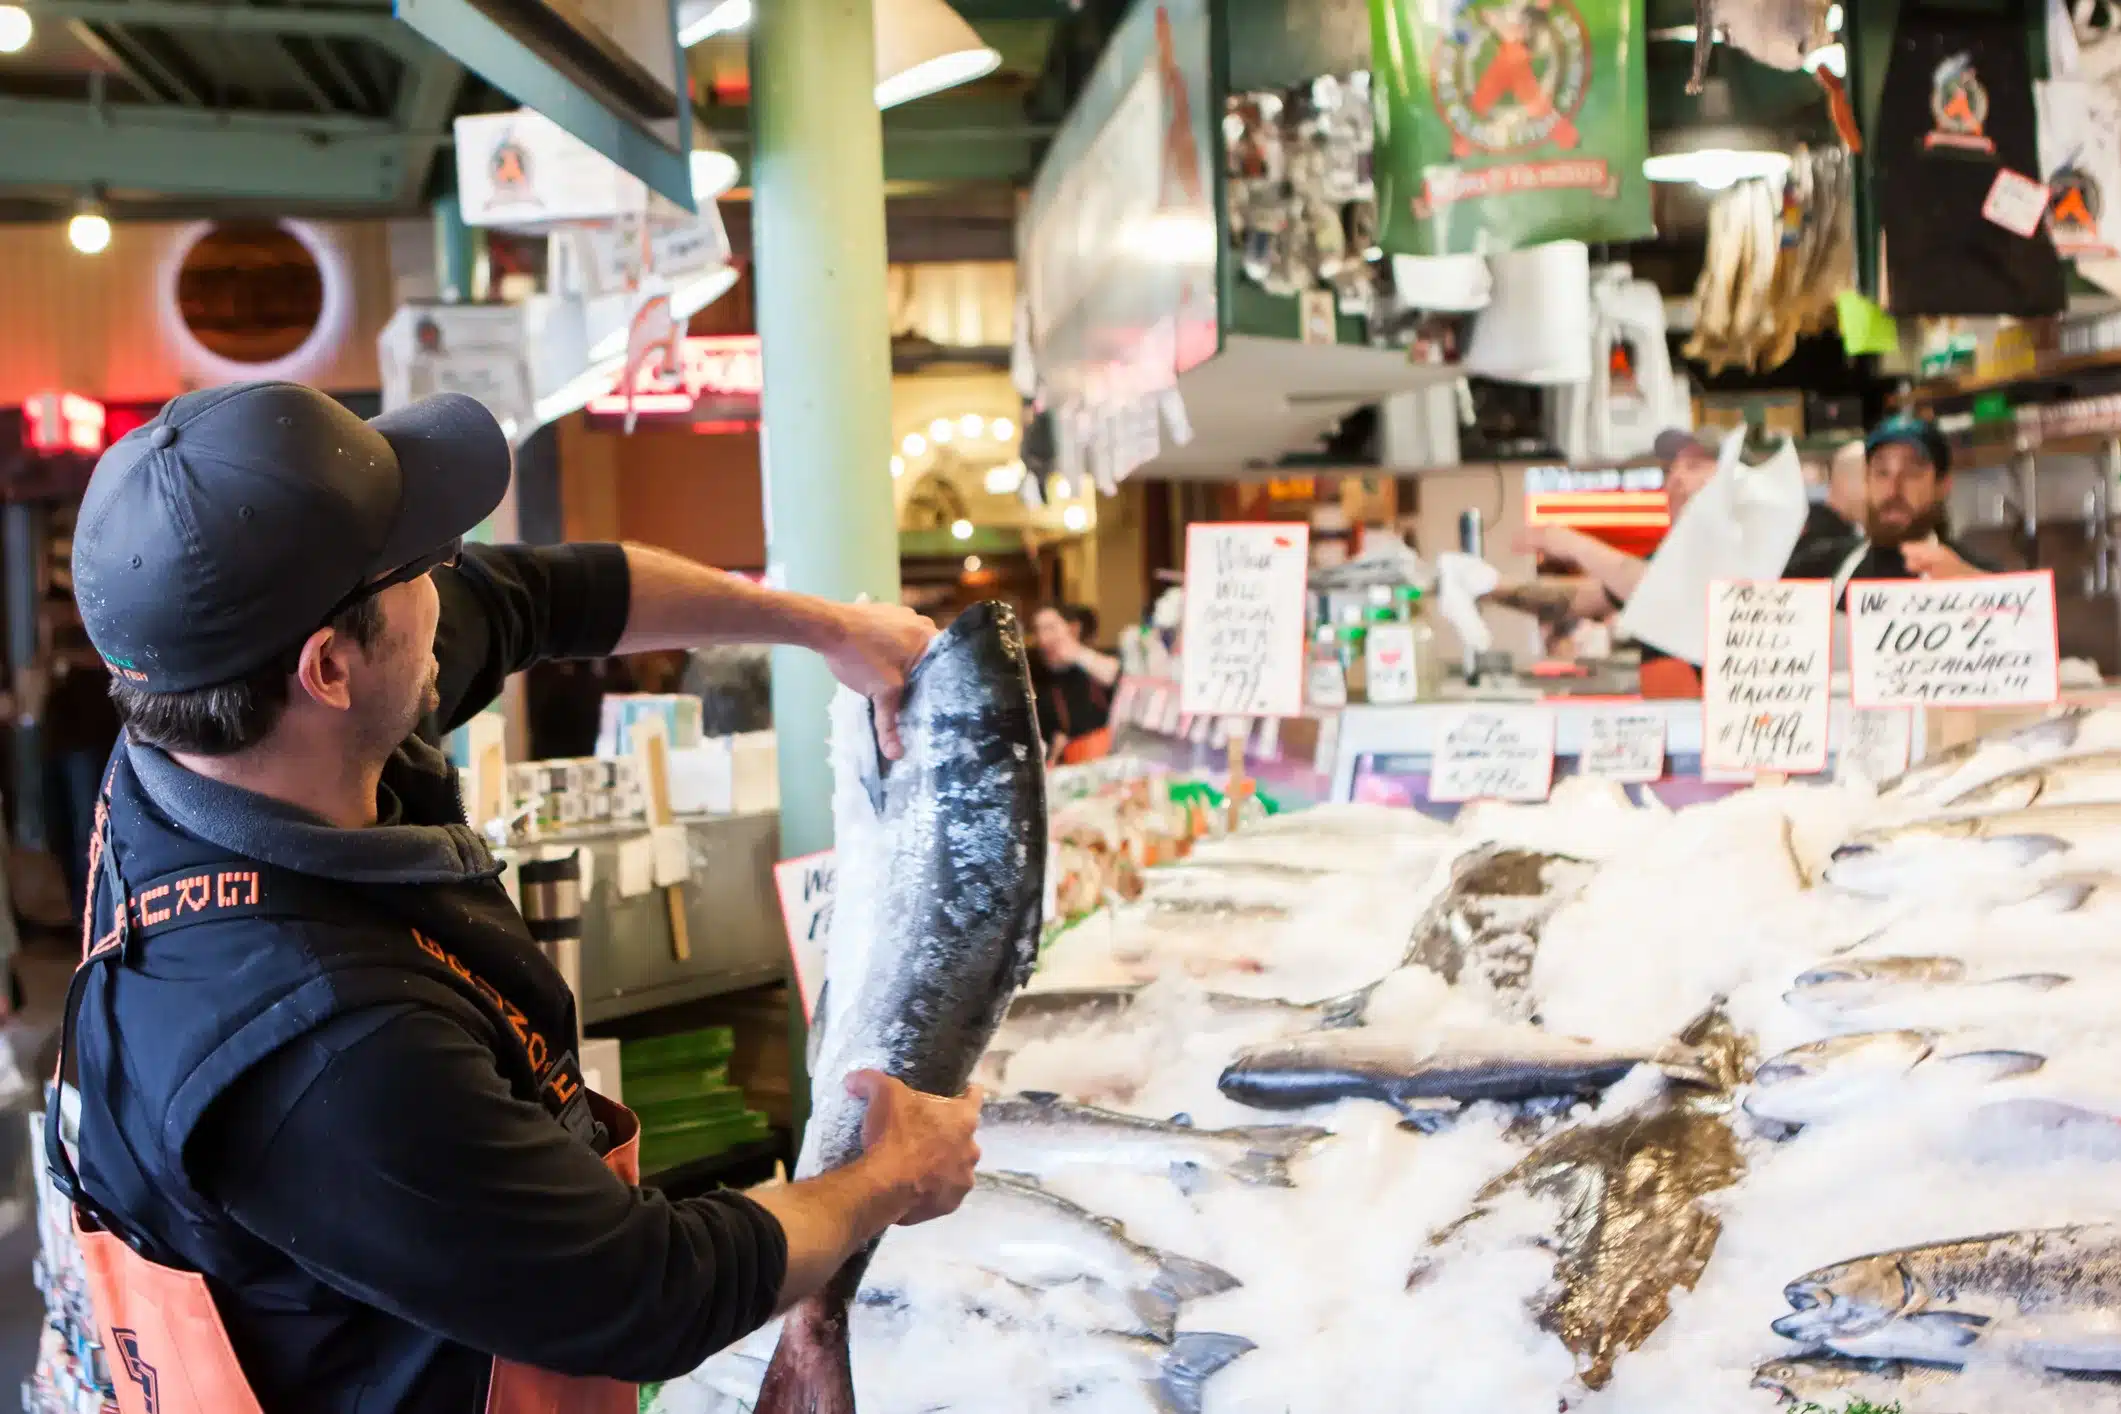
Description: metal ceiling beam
xmin=272 ymin=36 xmax=343 ymax=112
xmin=391 ymin=49 xmax=461 ymax=202
xmin=31 ymin=1 xmax=420 ymax=53
xmin=65 ymin=21 xmax=165 ymax=104
xmin=98 ymin=24 xmax=206 ymax=105
xmin=305 ymin=35 xmax=378 ymax=112
xmin=0 ymin=96 xmax=435 ymax=202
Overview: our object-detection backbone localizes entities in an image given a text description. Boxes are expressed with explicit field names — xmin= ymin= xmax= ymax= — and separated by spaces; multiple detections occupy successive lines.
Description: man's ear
xmin=293 ymin=626 xmax=355 ymax=712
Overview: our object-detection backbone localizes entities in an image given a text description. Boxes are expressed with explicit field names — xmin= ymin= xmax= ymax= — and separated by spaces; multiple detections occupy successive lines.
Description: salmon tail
xmin=1150 ymin=1248 xmax=1242 ymax=1308
xmin=753 ymin=1293 xmax=856 ymax=1414
xmin=1154 ymin=1333 xmax=1256 ymax=1414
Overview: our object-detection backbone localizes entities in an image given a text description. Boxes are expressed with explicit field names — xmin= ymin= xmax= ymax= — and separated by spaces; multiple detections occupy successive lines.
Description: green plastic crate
xmin=620 ymin=1026 xmax=735 ymax=1076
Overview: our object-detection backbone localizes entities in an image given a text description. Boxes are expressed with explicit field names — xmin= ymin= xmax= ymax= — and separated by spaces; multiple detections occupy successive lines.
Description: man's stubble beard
xmin=1867 ymin=502 xmax=1945 ymax=550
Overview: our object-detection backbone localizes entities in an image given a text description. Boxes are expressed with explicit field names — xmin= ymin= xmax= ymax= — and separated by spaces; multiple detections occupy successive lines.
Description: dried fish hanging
xmin=1683 ymin=145 xmax=1852 ymax=374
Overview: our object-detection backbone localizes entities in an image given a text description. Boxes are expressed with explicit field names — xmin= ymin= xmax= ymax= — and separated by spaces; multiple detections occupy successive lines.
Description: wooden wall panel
xmin=0 ymin=220 xmax=395 ymax=405
xmin=583 ymin=421 xmax=768 ymax=570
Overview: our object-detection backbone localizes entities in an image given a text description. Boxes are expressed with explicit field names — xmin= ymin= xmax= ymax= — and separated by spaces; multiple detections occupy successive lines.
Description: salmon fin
xmin=1153 ymin=1332 xmax=1256 ymax=1414
xmin=1315 ymin=982 xmax=1378 ymax=1029
xmin=1223 ymin=1126 xmax=1330 ymax=1187
xmin=1125 ymin=1286 xmax=1181 ymax=1343
xmin=1151 ymin=1249 xmax=1241 ymax=1307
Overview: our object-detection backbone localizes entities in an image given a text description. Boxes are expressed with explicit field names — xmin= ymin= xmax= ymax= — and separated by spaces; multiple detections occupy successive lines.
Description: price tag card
xmin=1144 ymin=685 xmax=1171 ymax=732
xmin=1579 ymin=706 xmax=1666 ymax=784
xmin=1846 ymin=572 xmax=2061 ymax=708
xmin=1161 ymin=687 xmax=1185 ymax=735
xmin=1838 ymin=707 xmax=1916 ymax=786
xmin=1256 ymin=716 xmax=1282 ymax=761
xmin=1365 ymin=623 xmax=1420 ymax=704
xmin=1306 ymin=655 xmax=1349 ymax=708
xmin=1982 ymin=168 xmax=2050 ymax=238
xmin=1703 ymin=579 xmax=1833 ymax=775
xmin=1430 ymin=707 xmax=1556 ymax=803
xmin=1111 ymin=678 xmax=1138 ymax=726
xmin=771 ymin=849 xmax=834 ymax=1022
xmin=1179 ymin=523 xmax=1311 ymax=718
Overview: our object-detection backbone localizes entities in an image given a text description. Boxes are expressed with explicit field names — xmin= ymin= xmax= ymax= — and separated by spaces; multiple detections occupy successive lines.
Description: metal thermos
xmin=1457 ymin=509 xmax=1484 ymax=682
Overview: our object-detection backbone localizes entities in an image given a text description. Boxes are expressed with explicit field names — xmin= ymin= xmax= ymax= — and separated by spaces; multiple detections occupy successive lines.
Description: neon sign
xmin=586 ymin=334 xmax=763 ymax=419
xmin=23 ymin=391 xmax=107 ymax=456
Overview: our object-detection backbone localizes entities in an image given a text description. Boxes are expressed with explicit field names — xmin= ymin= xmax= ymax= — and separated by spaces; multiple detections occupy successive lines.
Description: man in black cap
xmin=1782 ymin=413 xmax=1991 ymax=605
xmin=56 ymin=382 xmax=980 ymax=1412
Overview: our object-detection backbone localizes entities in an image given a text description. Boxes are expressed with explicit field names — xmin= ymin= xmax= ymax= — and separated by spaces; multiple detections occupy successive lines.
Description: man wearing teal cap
xmin=1783 ymin=413 xmax=1993 ymax=604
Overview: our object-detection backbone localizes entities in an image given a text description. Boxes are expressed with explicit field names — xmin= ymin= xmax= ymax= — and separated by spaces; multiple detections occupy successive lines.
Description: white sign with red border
xmin=1430 ymin=706 xmax=1556 ymax=803
xmin=1579 ymin=706 xmax=1667 ymax=784
xmin=1703 ymin=578 xmax=1833 ymax=775
xmin=771 ymin=849 xmax=834 ymax=1022
xmin=1179 ymin=523 xmax=1311 ymax=718
xmin=1845 ymin=571 xmax=2061 ymax=709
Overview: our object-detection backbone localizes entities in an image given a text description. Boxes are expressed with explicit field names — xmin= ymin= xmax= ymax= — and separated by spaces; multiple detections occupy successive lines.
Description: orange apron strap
xmin=484 ymin=1092 xmax=640 ymax=1414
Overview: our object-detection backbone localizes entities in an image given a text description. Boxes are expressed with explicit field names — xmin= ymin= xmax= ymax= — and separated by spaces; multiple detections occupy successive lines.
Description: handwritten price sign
xmin=1703 ymin=579 xmax=1831 ymax=775
xmin=1179 ymin=523 xmax=1311 ymax=718
xmin=1837 ymin=707 xmax=1917 ymax=787
xmin=1580 ymin=707 xmax=1666 ymax=784
xmin=771 ymin=849 xmax=834 ymax=1022
xmin=1429 ymin=707 xmax=1556 ymax=803
xmin=1846 ymin=572 xmax=2060 ymax=709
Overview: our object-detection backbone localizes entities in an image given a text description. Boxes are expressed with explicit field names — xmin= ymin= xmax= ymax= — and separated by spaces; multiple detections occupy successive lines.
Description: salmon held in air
xmin=756 ymin=600 xmax=1047 ymax=1414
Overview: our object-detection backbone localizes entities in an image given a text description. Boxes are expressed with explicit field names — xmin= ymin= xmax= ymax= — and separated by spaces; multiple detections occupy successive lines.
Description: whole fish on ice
xmin=883 ymin=1173 xmax=1240 ymax=1339
xmin=1773 ymin=1225 xmax=2121 ymax=1371
xmin=1875 ymin=708 xmax=2097 ymax=806
xmin=1824 ymin=805 xmax=2121 ymax=903
xmin=1744 ymin=1030 xmax=2045 ymax=1127
xmin=756 ymin=601 xmax=1047 ymax=1414
xmin=1428 ymin=1094 xmax=1743 ymax=1388
xmin=1784 ymin=955 xmax=2074 ymax=1021
xmin=1218 ymin=1025 xmax=1709 ymax=1126
xmin=1940 ymin=751 xmax=2121 ymax=813
xmin=1404 ymin=846 xmax=1596 ymax=1018
xmin=979 ymin=1092 xmax=1330 ymax=1190
xmin=1751 ymin=1354 xmax=1965 ymax=1407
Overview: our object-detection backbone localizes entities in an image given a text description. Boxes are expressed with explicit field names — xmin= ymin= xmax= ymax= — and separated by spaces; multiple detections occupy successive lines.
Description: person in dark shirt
xmin=42 ymin=628 xmax=120 ymax=920
xmin=1782 ymin=414 xmax=1993 ymax=604
xmin=1031 ymin=603 xmax=1120 ymax=764
xmin=58 ymin=383 xmax=983 ymax=1413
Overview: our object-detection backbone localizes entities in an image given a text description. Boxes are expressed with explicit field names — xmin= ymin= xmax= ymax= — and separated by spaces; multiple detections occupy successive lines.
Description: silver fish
xmin=758 ymin=602 xmax=1047 ymax=1414
xmin=1877 ymin=710 xmax=2088 ymax=803
xmin=1774 ymin=1225 xmax=2121 ymax=1370
xmin=1752 ymin=1355 xmax=1963 ymax=1407
xmin=1825 ymin=805 xmax=2121 ymax=902
xmin=855 ymin=1286 xmax=1250 ymax=1414
xmin=1785 ymin=956 xmax=2073 ymax=1018
xmin=1001 ymin=982 xmax=1374 ymax=1033
xmin=887 ymin=1173 xmax=1240 ymax=1339
xmin=1218 ymin=1027 xmax=1708 ymax=1126
xmin=1940 ymin=751 xmax=2121 ymax=812
xmin=1744 ymin=1031 xmax=2045 ymax=1128
xmin=979 ymin=1092 xmax=1330 ymax=1190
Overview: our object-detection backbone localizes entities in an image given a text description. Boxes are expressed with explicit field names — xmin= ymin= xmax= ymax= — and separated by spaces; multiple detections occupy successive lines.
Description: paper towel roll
xmin=1391 ymin=253 xmax=1493 ymax=312
xmin=1464 ymin=241 xmax=1593 ymax=386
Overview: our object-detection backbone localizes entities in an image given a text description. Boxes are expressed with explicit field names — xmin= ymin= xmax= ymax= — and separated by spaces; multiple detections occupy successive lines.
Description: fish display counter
xmin=650 ymin=701 xmax=2121 ymax=1414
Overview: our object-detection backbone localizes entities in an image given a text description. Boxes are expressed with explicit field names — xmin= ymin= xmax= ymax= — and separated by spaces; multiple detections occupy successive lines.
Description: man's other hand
xmin=1902 ymin=540 xmax=1978 ymax=580
xmin=848 ymin=1070 xmax=981 ymax=1227
xmin=820 ymin=603 xmax=937 ymax=760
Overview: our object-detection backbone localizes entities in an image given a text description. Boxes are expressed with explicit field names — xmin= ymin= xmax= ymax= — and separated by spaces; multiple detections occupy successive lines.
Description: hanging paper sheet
xmin=1368 ymin=0 xmax=1653 ymax=255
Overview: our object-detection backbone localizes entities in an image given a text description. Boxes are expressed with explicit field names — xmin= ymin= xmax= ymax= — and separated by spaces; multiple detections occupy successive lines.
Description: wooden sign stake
xmin=1225 ymin=729 xmax=1247 ymax=833
xmin=634 ymin=722 xmax=691 ymax=963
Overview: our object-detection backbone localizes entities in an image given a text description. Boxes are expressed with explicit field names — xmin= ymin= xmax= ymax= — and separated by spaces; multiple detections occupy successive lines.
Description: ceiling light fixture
xmin=929 ymin=417 xmax=955 ymax=444
xmin=902 ymin=432 xmax=926 ymax=456
xmin=950 ymin=517 xmax=974 ymax=541
xmin=875 ymin=0 xmax=999 ymax=108
xmin=690 ymin=145 xmax=741 ymax=200
xmin=963 ymin=555 xmax=982 ymax=572
xmin=992 ymin=416 xmax=1016 ymax=441
xmin=68 ymin=190 xmax=110 ymax=255
xmin=1062 ymin=505 xmax=1089 ymax=532
xmin=959 ymin=413 xmax=986 ymax=438
xmin=983 ymin=461 xmax=1025 ymax=495
xmin=0 ymin=5 xmax=30 ymax=53
xmin=1642 ymin=147 xmax=1791 ymax=190
xmin=890 ymin=455 xmax=906 ymax=478
xmin=677 ymin=0 xmax=752 ymax=47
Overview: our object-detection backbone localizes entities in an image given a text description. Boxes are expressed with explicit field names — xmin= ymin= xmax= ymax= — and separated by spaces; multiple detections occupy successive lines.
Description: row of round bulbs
xmin=897 ymin=413 xmax=1016 ymax=465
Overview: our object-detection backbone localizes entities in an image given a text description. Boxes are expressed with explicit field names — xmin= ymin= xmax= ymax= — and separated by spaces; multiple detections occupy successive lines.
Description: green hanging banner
xmin=1369 ymin=0 xmax=1653 ymax=255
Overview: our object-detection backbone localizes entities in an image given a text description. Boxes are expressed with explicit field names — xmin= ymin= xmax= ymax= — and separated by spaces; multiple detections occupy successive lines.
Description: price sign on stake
xmin=1580 ymin=707 xmax=1666 ymax=784
xmin=1838 ymin=707 xmax=1916 ymax=786
xmin=1179 ymin=523 xmax=1311 ymax=718
xmin=1846 ymin=572 xmax=2061 ymax=709
xmin=772 ymin=850 xmax=834 ymax=1023
xmin=1703 ymin=578 xmax=1833 ymax=775
xmin=1430 ymin=707 xmax=1556 ymax=803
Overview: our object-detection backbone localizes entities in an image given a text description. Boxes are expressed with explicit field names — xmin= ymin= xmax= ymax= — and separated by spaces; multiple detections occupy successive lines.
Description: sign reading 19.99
xmin=1846 ymin=571 xmax=2060 ymax=709
xmin=1179 ymin=523 xmax=1311 ymax=719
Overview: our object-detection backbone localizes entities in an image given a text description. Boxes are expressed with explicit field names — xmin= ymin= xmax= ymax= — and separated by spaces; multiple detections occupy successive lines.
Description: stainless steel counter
xmin=536 ymin=812 xmax=790 ymax=1025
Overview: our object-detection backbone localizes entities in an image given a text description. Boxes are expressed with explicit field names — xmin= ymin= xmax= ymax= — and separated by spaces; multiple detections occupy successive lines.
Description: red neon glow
xmin=23 ymin=391 xmax=107 ymax=456
xmin=586 ymin=334 xmax=763 ymax=416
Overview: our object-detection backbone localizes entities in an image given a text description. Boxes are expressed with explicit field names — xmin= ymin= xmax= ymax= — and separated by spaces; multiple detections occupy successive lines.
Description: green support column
xmin=431 ymin=193 xmax=478 ymax=304
xmin=751 ymin=0 xmax=900 ymax=1133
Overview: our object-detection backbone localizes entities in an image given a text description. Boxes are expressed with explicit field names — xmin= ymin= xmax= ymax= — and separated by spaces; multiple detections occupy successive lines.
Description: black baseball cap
xmin=1864 ymin=414 xmax=1951 ymax=476
xmin=1652 ymin=428 xmax=1711 ymax=465
xmin=73 ymin=382 xmax=510 ymax=693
